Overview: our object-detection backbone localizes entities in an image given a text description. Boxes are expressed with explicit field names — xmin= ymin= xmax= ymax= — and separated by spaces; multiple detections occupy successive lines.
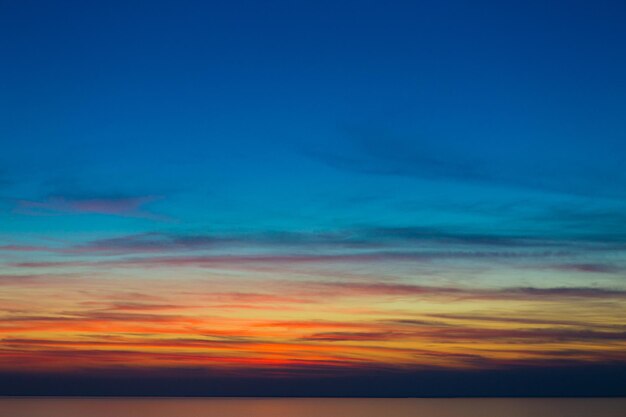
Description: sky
xmin=1 ymin=0 xmax=626 ymax=396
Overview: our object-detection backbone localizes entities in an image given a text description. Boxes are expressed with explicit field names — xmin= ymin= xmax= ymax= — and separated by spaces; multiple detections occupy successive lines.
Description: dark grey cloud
xmin=312 ymin=281 xmax=626 ymax=301
xmin=425 ymin=313 xmax=625 ymax=330
xmin=546 ymin=263 xmax=625 ymax=274
xmin=301 ymin=327 xmax=626 ymax=343
xmin=14 ymin=193 xmax=166 ymax=219
xmin=64 ymin=224 xmax=619 ymax=254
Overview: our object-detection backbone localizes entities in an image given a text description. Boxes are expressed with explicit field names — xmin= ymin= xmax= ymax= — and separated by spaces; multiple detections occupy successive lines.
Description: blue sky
xmin=1 ymin=0 xmax=625 ymax=396
xmin=2 ymin=1 xmax=626 ymax=235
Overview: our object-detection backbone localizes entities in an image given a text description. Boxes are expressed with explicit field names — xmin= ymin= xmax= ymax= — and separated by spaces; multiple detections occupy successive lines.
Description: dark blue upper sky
xmin=0 ymin=1 xmax=624 ymax=245
xmin=2 ymin=1 xmax=625 ymax=233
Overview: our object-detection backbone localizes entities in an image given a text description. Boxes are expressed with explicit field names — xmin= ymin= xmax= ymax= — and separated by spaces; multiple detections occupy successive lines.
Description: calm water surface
xmin=0 ymin=397 xmax=624 ymax=417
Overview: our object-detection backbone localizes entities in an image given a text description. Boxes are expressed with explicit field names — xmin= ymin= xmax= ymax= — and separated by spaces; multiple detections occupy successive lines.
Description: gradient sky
xmin=1 ymin=0 xmax=626 ymax=396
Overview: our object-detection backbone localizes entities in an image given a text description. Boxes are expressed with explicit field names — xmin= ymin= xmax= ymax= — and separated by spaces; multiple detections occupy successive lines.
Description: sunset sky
xmin=1 ymin=0 xmax=626 ymax=396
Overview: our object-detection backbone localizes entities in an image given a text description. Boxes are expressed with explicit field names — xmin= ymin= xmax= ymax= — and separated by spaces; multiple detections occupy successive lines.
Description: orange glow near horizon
xmin=2 ymin=271 xmax=625 ymax=376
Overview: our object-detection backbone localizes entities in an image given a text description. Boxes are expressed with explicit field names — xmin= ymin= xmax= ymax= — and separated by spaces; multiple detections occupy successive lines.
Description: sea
xmin=0 ymin=397 xmax=624 ymax=417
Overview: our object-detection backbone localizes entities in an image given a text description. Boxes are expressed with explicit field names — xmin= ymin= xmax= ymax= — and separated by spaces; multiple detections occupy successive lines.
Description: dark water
xmin=1 ymin=398 xmax=624 ymax=417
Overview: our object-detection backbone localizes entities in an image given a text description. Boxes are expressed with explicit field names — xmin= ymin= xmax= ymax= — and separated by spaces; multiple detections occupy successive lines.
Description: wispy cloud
xmin=307 ymin=127 xmax=626 ymax=198
xmin=546 ymin=263 xmax=624 ymax=274
xmin=309 ymin=281 xmax=626 ymax=301
xmin=7 ymin=248 xmax=566 ymax=271
xmin=423 ymin=313 xmax=626 ymax=330
xmin=14 ymin=194 xmax=166 ymax=219
xmin=61 ymin=224 xmax=626 ymax=255
xmin=302 ymin=327 xmax=626 ymax=344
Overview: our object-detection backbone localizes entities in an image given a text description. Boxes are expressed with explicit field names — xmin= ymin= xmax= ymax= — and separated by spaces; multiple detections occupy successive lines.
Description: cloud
xmin=301 ymin=331 xmax=411 ymax=342
xmin=4 ymin=226 xmax=620 ymax=291
xmin=300 ymin=322 xmax=626 ymax=344
xmin=206 ymin=292 xmax=316 ymax=305
xmin=102 ymin=303 xmax=196 ymax=312
xmin=254 ymin=320 xmax=380 ymax=331
xmin=6 ymin=249 xmax=558 ymax=272
xmin=415 ymin=327 xmax=626 ymax=343
xmin=68 ymin=224 xmax=626 ymax=258
xmin=423 ymin=313 xmax=620 ymax=329
xmin=306 ymin=127 xmax=485 ymax=183
xmin=73 ymin=232 xmax=222 ymax=254
xmin=0 ymin=309 xmax=209 ymax=336
xmin=0 ymin=274 xmax=78 ymax=286
xmin=0 ymin=245 xmax=52 ymax=252
xmin=307 ymin=127 xmax=626 ymax=198
xmin=310 ymin=282 xmax=626 ymax=301
xmin=69 ymin=229 xmax=381 ymax=255
xmin=13 ymin=194 xmax=166 ymax=219
xmin=504 ymin=286 xmax=626 ymax=299
xmin=546 ymin=263 xmax=624 ymax=274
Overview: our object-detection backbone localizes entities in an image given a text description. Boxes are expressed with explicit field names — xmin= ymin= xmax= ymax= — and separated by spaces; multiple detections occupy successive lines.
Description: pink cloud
xmin=14 ymin=195 xmax=167 ymax=219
